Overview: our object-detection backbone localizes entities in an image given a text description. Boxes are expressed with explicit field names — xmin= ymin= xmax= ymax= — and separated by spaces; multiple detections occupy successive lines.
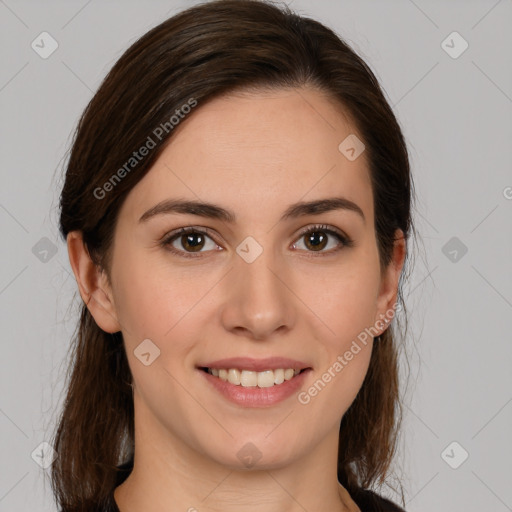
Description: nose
xmin=219 ymin=248 xmax=296 ymax=341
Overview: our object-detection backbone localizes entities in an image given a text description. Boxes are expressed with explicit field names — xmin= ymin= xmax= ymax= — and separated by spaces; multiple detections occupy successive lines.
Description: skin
xmin=67 ymin=87 xmax=406 ymax=512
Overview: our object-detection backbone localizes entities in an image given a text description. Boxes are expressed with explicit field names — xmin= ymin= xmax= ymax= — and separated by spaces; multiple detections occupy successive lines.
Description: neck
xmin=113 ymin=397 xmax=360 ymax=512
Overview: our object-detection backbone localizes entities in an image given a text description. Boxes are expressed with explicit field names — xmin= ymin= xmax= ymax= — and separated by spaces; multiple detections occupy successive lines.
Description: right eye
xmin=161 ymin=227 xmax=222 ymax=258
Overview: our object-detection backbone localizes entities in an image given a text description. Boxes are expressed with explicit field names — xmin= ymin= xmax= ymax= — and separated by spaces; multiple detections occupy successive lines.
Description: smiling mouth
xmin=198 ymin=367 xmax=310 ymax=388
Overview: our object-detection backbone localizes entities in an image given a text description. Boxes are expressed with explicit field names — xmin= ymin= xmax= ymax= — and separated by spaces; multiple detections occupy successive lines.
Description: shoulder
xmin=351 ymin=488 xmax=407 ymax=512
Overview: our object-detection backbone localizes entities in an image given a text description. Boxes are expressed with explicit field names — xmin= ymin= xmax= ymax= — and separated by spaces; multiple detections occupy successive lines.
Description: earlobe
xmin=66 ymin=231 xmax=121 ymax=334
xmin=374 ymin=229 xmax=406 ymax=335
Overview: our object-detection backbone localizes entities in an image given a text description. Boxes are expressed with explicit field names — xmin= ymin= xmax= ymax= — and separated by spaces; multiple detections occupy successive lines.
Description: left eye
xmin=161 ymin=224 xmax=352 ymax=258
xmin=292 ymin=225 xmax=350 ymax=254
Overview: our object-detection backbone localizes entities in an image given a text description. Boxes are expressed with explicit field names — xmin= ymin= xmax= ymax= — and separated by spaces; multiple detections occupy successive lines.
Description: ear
xmin=373 ymin=229 xmax=406 ymax=335
xmin=66 ymin=230 xmax=121 ymax=334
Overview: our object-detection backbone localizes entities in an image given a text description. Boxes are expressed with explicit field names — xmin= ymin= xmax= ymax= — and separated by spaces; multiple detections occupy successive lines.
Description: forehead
xmin=120 ymin=87 xmax=373 ymax=225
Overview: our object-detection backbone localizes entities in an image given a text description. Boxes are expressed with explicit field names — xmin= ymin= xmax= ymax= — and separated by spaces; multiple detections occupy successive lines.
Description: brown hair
xmin=50 ymin=0 xmax=415 ymax=509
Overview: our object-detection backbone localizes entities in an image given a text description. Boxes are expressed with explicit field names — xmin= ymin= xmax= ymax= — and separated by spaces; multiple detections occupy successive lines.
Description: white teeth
xmin=284 ymin=368 xmax=295 ymax=380
xmin=273 ymin=368 xmax=284 ymax=385
xmin=257 ymin=370 xmax=275 ymax=388
xmin=206 ymin=367 xmax=304 ymax=388
xmin=228 ymin=368 xmax=241 ymax=385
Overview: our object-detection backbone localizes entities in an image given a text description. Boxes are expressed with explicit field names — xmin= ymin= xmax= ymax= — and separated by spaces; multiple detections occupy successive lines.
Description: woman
xmin=51 ymin=1 xmax=415 ymax=510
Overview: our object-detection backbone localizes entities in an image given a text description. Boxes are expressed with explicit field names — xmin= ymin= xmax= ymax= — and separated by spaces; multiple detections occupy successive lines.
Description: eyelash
xmin=161 ymin=224 xmax=354 ymax=258
xmin=160 ymin=224 xmax=354 ymax=259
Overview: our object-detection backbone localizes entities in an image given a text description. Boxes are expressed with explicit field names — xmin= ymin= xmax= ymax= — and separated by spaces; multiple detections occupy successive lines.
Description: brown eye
xmin=303 ymin=230 xmax=328 ymax=251
xmin=292 ymin=224 xmax=353 ymax=254
xmin=162 ymin=227 xmax=220 ymax=258
xmin=179 ymin=232 xmax=206 ymax=252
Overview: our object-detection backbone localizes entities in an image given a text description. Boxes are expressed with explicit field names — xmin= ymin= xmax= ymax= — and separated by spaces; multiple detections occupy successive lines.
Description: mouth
xmin=197 ymin=364 xmax=313 ymax=407
xmin=198 ymin=366 xmax=311 ymax=388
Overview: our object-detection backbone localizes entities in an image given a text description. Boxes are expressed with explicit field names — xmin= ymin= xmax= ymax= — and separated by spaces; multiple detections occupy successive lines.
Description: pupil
xmin=184 ymin=233 xmax=204 ymax=251
xmin=306 ymin=231 xmax=327 ymax=250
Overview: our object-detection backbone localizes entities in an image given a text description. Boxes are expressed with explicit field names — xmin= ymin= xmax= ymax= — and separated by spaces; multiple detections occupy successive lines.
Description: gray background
xmin=1 ymin=0 xmax=511 ymax=511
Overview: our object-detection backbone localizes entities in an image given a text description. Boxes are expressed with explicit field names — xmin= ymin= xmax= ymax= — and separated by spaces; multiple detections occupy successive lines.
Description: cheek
xmin=297 ymin=258 xmax=381 ymax=342
xmin=295 ymin=265 xmax=378 ymax=422
xmin=111 ymin=248 xmax=201 ymax=340
xmin=292 ymin=252 xmax=380 ymax=403
xmin=110 ymin=252 xmax=214 ymax=401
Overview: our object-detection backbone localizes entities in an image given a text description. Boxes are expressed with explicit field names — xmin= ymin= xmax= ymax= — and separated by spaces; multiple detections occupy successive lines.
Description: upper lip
xmin=197 ymin=357 xmax=312 ymax=372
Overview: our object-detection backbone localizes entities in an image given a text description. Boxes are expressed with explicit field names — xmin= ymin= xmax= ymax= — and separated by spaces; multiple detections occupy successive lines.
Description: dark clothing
xmin=101 ymin=460 xmax=406 ymax=512
xmin=349 ymin=488 xmax=407 ymax=511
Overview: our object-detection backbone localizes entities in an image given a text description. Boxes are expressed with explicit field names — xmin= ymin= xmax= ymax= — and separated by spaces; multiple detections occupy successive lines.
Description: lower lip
xmin=198 ymin=368 xmax=312 ymax=408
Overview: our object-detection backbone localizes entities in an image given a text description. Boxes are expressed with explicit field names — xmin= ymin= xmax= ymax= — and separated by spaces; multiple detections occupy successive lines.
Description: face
xmin=82 ymin=87 xmax=404 ymax=470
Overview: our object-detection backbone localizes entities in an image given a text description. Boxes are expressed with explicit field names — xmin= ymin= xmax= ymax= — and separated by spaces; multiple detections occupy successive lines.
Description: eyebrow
xmin=139 ymin=197 xmax=365 ymax=224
